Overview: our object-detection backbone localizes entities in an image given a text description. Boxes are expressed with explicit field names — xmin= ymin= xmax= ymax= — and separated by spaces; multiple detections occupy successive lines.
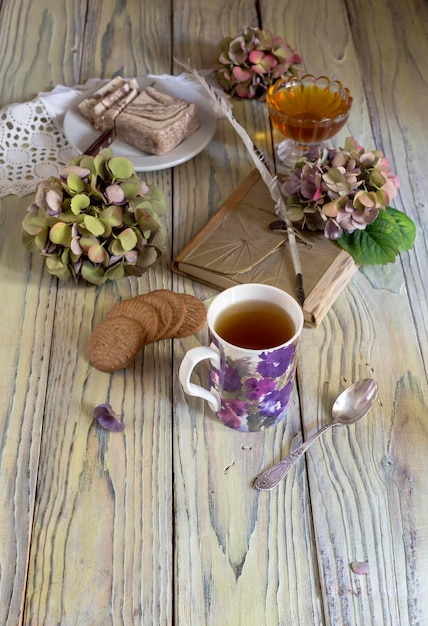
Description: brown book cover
xmin=172 ymin=169 xmax=359 ymax=327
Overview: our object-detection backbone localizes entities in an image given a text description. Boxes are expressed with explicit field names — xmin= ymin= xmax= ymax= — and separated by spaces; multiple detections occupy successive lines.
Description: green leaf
xmin=135 ymin=207 xmax=161 ymax=231
xmin=337 ymin=209 xmax=402 ymax=265
xmin=100 ymin=205 xmax=123 ymax=227
xmin=59 ymin=210 xmax=80 ymax=224
xmin=117 ymin=227 xmax=138 ymax=251
xmin=137 ymin=187 xmax=167 ymax=215
xmin=79 ymin=235 xmax=99 ymax=251
xmin=93 ymin=148 xmax=113 ymax=171
xmin=66 ymin=172 xmax=85 ymax=194
xmin=22 ymin=229 xmax=48 ymax=252
xmin=78 ymin=155 xmax=96 ymax=173
xmin=61 ymin=248 xmax=70 ymax=264
xmin=121 ymin=178 xmax=144 ymax=200
xmin=149 ymin=189 xmax=167 ymax=215
xmin=84 ymin=214 xmax=106 ymax=236
xmin=104 ymin=261 xmax=126 ymax=281
xmin=81 ymin=261 xmax=106 ymax=285
xmin=109 ymin=238 xmax=126 ymax=256
xmin=90 ymin=175 xmax=106 ymax=201
xmin=45 ymin=256 xmax=71 ymax=280
xmin=22 ymin=214 xmax=48 ymax=236
xmin=49 ymin=222 xmax=72 ymax=246
xmin=71 ymin=193 xmax=91 ymax=215
xmin=108 ymin=156 xmax=135 ymax=180
xmin=385 ymin=206 xmax=416 ymax=251
xmin=70 ymin=250 xmax=81 ymax=263
xmin=99 ymin=220 xmax=112 ymax=237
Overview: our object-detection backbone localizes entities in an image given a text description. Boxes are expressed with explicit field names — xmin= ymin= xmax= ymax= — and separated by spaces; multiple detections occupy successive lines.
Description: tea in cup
xmin=179 ymin=284 xmax=304 ymax=432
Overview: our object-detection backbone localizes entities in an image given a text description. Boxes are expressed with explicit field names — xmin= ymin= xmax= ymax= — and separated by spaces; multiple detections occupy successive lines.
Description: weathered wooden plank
xmin=14 ymin=0 xmax=174 ymax=624
xmin=0 ymin=198 xmax=56 ymax=625
xmin=79 ymin=0 xmax=172 ymax=81
xmin=24 ymin=288 xmax=174 ymax=625
xmin=261 ymin=1 xmax=428 ymax=624
xmin=0 ymin=0 xmax=83 ymax=621
xmin=346 ymin=0 xmax=428 ymax=371
xmin=171 ymin=2 xmax=323 ymax=625
xmin=297 ymin=269 xmax=428 ymax=626
xmin=0 ymin=0 xmax=88 ymax=106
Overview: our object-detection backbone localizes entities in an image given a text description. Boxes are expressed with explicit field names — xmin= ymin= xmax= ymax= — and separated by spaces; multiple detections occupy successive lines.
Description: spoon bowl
xmin=254 ymin=379 xmax=378 ymax=490
xmin=331 ymin=378 xmax=378 ymax=425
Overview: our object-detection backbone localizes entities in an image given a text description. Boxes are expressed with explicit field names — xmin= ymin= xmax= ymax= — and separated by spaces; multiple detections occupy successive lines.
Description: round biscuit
xmin=139 ymin=292 xmax=174 ymax=340
xmin=149 ymin=289 xmax=187 ymax=338
xmin=88 ymin=316 xmax=145 ymax=372
xmin=173 ymin=294 xmax=207 ymax=338
xmin=106 ymin=297 xmax=159 ymax=344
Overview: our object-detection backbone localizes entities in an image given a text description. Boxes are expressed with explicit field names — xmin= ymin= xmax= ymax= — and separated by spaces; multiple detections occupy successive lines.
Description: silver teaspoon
xmin=254 ymin=379 xmax=378 ymax=490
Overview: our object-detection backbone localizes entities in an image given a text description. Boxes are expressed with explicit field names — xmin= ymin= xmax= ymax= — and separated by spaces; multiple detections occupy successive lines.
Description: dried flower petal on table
xmin=350 ymin=561 xmax=369 ymax=575
xmin=94 ymin=403 xmax=125 ymax=432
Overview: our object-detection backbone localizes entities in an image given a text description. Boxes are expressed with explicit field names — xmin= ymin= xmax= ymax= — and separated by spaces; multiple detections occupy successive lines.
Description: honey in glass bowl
xmin=267 ymin=75 xmax=353 ymax=145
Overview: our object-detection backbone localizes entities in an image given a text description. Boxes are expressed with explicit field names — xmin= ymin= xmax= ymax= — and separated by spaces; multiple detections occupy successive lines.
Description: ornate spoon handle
xmin=254 ymin=422 xmax=337 ymax=490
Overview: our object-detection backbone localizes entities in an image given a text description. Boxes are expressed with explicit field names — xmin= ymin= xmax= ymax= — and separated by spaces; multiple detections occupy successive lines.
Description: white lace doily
xmin=0 ymin=86 xmax=87 ymax=197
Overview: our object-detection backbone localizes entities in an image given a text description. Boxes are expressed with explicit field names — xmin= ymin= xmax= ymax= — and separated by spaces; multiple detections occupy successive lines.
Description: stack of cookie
xmin=88 ymin=290 xmax=207 ymax=372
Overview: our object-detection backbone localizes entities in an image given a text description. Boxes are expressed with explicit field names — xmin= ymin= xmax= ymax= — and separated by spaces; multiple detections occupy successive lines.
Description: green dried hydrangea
xmin=22 ymin=149 xmax=167 ymax=285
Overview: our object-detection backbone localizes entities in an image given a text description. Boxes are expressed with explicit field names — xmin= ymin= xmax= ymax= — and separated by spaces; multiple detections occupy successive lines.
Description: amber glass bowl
xmin=267 ymin=74 xmax=353 ymax=144
xmin=267 ymin=75 xmax=352 ymax=170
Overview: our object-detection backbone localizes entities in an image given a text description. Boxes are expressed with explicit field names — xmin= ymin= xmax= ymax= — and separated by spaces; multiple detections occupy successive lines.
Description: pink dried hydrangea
xmin=275 ymin=137 xmax=415 ymax=265
xmin=213 ymin=26 xmax=303 ymax=99
xmin=280 ymin=136 xmax=401 ymax=238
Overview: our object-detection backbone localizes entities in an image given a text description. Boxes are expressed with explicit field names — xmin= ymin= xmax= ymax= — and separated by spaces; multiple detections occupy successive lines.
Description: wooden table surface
xmin=1 ymin=0 xmax=427 ymax=624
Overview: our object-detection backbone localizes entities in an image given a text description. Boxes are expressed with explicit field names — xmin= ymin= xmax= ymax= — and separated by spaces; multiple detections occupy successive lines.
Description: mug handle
xmin=179 ymin=346 xmax=222 ymax=412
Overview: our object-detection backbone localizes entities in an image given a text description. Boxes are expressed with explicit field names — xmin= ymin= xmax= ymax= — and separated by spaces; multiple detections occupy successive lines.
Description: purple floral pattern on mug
xmin=208 ymin=334 xmax=297 ymax=432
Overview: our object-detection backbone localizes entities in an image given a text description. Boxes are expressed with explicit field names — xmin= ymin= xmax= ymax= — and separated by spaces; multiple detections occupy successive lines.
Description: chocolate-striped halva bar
xmin=78 ymin=78 xmax=201 ymax=155
xmin=78 ymin=77 xmax=139 ymax=131
xmin=114 ymin=86 xmax=200 ymax=155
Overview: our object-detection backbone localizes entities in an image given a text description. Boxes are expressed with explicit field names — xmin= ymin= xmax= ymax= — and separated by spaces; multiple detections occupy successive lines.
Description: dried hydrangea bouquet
xmin=276 ymin=137 xmax=416 ymax=265
xmin=21 ymin=148 xmax=166 ymax=285
xmin=212 ymin=26 xmax=303 ymax=99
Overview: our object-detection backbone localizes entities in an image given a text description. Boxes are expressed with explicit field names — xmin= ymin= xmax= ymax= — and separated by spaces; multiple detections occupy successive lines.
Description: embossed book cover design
xmin=173 ymin=170 xmax=359 ymax=326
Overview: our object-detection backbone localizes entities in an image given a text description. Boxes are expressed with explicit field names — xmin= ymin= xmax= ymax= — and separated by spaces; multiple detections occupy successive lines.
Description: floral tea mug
xmin=179 ymin=284 xmax=304 ymax=432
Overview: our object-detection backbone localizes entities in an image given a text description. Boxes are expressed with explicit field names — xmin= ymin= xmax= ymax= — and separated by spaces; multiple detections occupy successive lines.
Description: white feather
xmin=175 ymin=59 xmax=305 ymax=304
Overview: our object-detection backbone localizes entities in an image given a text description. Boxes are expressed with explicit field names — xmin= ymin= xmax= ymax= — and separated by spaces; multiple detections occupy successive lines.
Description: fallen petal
xmin=93 ymin=403 xmax=125 ymax=432
xmin=350 ymin=561 xmax=369 ymax=575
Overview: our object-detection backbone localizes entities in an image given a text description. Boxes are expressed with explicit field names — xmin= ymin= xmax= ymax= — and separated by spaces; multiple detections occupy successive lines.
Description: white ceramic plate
xmin=63 ymin=75 xmax=217 ymax=171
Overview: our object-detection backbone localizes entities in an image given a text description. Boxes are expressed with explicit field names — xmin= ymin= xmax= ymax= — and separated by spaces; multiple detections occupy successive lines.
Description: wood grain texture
xmin=0 ymin=200 xmax=57 ymax=625
xmin=79 ymin=0 xmax=172 ymax=81
xmin=346 ymin=0 xmax=428 ymax=375
xmin=172 ymin=169 xmax=360 ymax=326
xmin=170 ymin=3 xmax=322 ymax=624
xmin=172 ymin=336 xmax=323 ymax=625
xmin=0 ymin=0 xmax=87 ymax=105
xmin=0 ymin=0 xmax=427 ymax=624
